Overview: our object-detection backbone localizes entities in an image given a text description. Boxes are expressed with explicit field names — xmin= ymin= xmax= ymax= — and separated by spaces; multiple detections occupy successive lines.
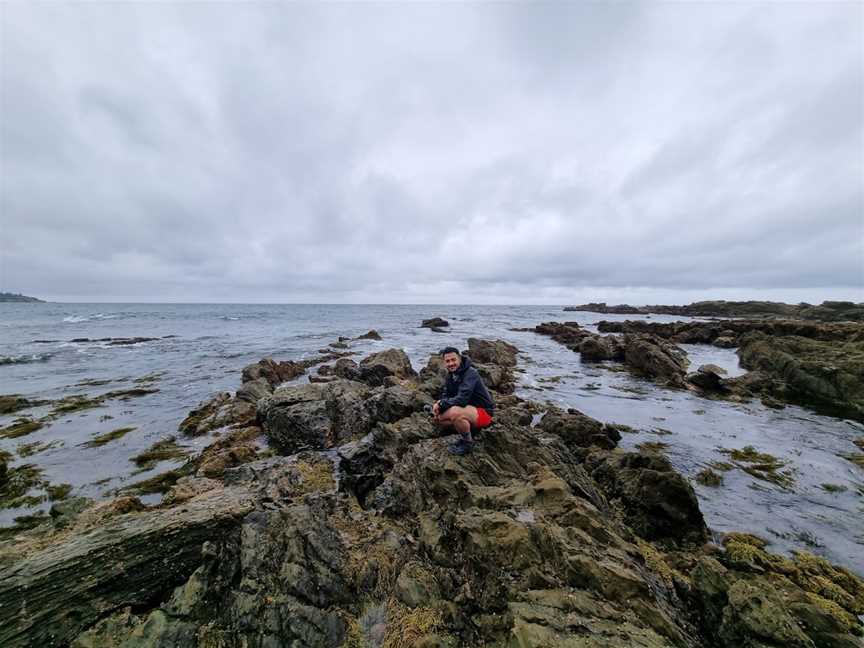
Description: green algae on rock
xmin=737 ymin=331 xmax=864 ymax=422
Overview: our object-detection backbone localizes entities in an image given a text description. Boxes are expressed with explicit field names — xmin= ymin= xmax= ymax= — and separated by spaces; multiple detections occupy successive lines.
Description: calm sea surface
xmin=1 ymin=303 xmax=862 ymax=575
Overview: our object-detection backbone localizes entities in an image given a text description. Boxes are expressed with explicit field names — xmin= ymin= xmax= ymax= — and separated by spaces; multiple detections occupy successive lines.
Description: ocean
xmin=1 ymin=303 xmax=862 ymax=575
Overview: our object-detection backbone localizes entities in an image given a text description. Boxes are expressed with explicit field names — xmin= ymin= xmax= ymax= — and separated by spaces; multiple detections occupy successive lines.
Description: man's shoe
xmin=448 ymin=438 xmax=474 ymax=456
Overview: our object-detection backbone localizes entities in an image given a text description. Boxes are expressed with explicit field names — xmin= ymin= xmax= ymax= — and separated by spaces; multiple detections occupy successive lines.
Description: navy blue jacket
xmin=439 ymin=356 xmax=495 ymax=414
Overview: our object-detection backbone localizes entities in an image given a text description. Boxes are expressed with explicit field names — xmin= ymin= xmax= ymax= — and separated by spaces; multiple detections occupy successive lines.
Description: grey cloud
xmin=0 ymin=2 xmax=861 ymax=303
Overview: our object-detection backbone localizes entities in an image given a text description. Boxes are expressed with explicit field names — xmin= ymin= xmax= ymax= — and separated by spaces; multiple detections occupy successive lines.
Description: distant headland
xmin=0 ymin=292 xmax=44 ymax=303
xmin=564 ymin=300 xmax=864 ymax=322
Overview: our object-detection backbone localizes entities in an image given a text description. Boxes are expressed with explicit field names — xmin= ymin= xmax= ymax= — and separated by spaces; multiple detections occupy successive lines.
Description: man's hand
xmin=432 ymin=401 xmax=440 ymax=417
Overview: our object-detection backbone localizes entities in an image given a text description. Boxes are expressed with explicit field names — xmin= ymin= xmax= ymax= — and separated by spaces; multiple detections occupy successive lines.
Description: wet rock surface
xmin=538 ymin=319 xmax=864 ymax=422
xmin=1 ymin=338 xmax=861 ymax=647
xmin=421 ymin=317 xmax=450 ymax=329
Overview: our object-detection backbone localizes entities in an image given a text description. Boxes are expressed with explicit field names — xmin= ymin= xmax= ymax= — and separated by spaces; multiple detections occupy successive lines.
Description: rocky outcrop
xmin=533 ymin=321 xmax=594 ymax=349
xmin=354 ymin=329 xmax=382 ymax=341
xmin=622 ymin=334 xmax=690 ymax=388
xmin=567 ymin=300 xmax=864 ymax=322
xmin=358 ymin=348 xmax=417 ymax=386
xmin=0 ymin=486 xmax=253 ymax=647
xmin=735 ymin=332 xmax=864 ymax=422
xmin=241 ymin=357 xmax=306 ymax=387
xmin=178 ymin=392 xmax=256 ymax=436
xmin=579 ymin=335 xmax=625 ymax=362
xmin=588 ymin=451 xmax=708 ymax=546
xmin=686 ymin=364 xmax=729 ymax=393
xmin=420 ymin=317 xmax=449 ymax=329
xmin=2 ymin=337 xmax=862 ymax=648
xmin=467 ymin=338 xmax=518 ymax=367
xmin=597 ymin=318 xmax=864 ymax=345
xmin=533 ymin=323 xmax=690 ymax=388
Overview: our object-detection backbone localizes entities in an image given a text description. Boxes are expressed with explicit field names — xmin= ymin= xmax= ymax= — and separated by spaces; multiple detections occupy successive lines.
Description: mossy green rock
xmin=737 ymin=332 xmax=864 ymax=422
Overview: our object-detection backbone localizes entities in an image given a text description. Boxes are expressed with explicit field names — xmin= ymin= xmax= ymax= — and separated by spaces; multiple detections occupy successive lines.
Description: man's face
xmin=443 ymin=352 xmax=461 ymax=373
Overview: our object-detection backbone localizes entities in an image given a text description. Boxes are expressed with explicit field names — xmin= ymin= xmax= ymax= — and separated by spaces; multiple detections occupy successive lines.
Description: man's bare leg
xmin=437 ymin=405 xmax=479 ymax=442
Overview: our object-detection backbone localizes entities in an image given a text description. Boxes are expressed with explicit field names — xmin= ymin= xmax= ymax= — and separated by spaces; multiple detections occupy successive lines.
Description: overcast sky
xmin=1 ymin=2 xmax=862 ymax=304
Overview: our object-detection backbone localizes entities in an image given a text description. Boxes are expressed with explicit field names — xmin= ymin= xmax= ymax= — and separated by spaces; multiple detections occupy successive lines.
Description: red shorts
xmin=475 ymin=407 xmax=493 ymax=429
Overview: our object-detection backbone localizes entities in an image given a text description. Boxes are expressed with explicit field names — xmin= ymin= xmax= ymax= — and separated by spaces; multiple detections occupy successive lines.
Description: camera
xmin=423 ymin=404 xmax=435 ymax=416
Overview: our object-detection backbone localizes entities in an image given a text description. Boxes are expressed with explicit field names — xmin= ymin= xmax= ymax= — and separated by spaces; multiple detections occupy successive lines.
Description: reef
xmin=0 ymin=336 xmax=860 ymax=647
xmin=564 ymin=300 xmax=864 ymax=322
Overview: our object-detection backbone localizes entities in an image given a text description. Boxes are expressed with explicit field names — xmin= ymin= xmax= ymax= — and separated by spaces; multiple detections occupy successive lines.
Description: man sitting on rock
xmin=432 ymin=346 xmax=495 ymax=455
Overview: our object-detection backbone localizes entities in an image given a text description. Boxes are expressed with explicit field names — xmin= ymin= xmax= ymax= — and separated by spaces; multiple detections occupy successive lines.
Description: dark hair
xmin=439 ymin=346 xmax=460 ymax=357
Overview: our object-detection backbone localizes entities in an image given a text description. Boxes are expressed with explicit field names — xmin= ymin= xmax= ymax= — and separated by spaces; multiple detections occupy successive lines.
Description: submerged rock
xmin=421 ymin=317 xmax=449 ymax=329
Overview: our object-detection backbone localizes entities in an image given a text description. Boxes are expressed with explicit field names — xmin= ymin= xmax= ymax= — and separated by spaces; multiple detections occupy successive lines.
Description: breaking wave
xmin=0 ymin=353 xmax=53 ymax=366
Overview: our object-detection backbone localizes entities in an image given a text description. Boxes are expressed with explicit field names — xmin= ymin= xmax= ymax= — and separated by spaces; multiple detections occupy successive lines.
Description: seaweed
xmin=0 ymin=463 xmax=46 ymax=509
xmin=635 ymin=441 xmax=669 ymax=454
xmin=17 ymin=440 xmax=63 ymax=458
xmin=46 ymin=483 xmax=72 ymax=501
xmin=0 ymin=394 xmax=31 ymax=414
xmin=121 ymin=464 xmax=193 ymax=495
xmin=718 ymin=445 xmax=796 ymax=488
xmin=51 ymin=394 xmax=104 ymax=415
xmin=839 ymin=452 xmax=864 ymax=468
xmin=81 ymin=426 xmax=137 ymax=449
xmin=821 ymin=483 xmax=848 ymax=493
xmin=695 ymin=468 xmax=723 ymax=487
xmin=0 ymin=417 xmax=45 ymax=439
xmin=0 ymin=511 xmax=49 ymax=541
xmin=102 ymin=388 xmax=159 ymax=400
xmin=296 ymin=459 xmax=336 ymax=494
xmin=130 ymin=437 xmax=189 ymax=470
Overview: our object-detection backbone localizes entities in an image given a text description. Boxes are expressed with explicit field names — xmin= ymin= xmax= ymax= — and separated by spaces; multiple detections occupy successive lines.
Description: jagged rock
xmin=534 ymin=321 xmax=593 ymax=349
xmin=258 ymin=380 xmax=373 ymax=453
xmin=198 ymin=445 xmax=258 ymax=478
xmin=0 ymin=486 xmax=253 ymax=647
xmin=355 ymin=329 xmax=383 ymax=341
xmin=538 ymin=407 xmax=621 ymax=450
xmin=367 ymin=385 xmax=430 ymax=424
xmin=578 ymin=335 xmax=625 ymax=363
xmin=358 ymin=348 xmax=417 ymax=386
xmin=686 ymin=364 xmax=729 ymax=393
xmin=713 ymin=336 xmax=737 ymax=348
xmin=623 ymin=334 xmax=689 ymax=388
xmin=588 ymin=451 xmax=708 ymax=546
xmin=737 ymin=331 xmax=864 ymax=422
xmin=240 ymin=357 xmax=305 ymax=388
xmin=421 ymin=317 xmax=449 ymax=328
xmin=333 ymin=357 xmax=361 ymax=381
xmin=179 ymin=393 xmax=255 ymax=436
xmin=467 ymin=338 xmax=518 ymax=367
xmin=235 ymin=377 xmax=272 ymax=403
